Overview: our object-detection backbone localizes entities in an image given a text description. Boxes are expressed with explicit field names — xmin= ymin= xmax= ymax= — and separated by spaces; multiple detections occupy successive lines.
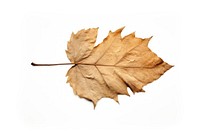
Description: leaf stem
xmin=31 ymin=62 xmax=74 ymax=66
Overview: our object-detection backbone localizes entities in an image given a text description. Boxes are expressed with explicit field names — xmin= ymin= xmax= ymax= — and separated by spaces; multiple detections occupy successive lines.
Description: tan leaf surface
xmin=66 ymin=27 xmax=173 ymax=107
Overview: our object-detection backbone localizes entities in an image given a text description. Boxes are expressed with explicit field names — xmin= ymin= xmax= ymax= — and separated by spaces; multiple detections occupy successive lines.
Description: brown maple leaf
xmin=32 ymin=27 xmax=173 ymax=108
xmin=66 ymin=27 xmax=173 ymax=107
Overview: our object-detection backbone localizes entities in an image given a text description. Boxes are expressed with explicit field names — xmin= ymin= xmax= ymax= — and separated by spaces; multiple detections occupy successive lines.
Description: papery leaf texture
xmin=66 ymin=27 xmax=173 ymax=107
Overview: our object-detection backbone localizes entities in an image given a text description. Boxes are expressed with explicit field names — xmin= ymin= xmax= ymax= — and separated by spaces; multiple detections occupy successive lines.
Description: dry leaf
xmin=66 ymin=27 xmax=173 ymax=107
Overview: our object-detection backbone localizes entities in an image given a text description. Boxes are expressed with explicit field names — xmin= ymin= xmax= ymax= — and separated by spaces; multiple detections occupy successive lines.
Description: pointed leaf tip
xmin=115 ymin=26 xmax=125 ymax=34
xmin=113 ymin=96 xmax=119 ymax=103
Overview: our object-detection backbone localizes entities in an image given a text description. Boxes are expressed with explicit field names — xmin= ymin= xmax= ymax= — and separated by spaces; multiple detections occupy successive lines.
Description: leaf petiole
xmin=31 ymin=62 xmax=74 ymax=66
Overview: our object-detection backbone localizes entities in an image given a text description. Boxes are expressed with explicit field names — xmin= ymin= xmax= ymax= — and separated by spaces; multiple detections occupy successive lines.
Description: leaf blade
xmin=66 ymin=27 xmax=173 ymax=107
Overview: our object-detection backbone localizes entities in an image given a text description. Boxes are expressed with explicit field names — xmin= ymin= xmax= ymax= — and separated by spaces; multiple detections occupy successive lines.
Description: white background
xmin=0 ymin=0 xmax=199 ymax=133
